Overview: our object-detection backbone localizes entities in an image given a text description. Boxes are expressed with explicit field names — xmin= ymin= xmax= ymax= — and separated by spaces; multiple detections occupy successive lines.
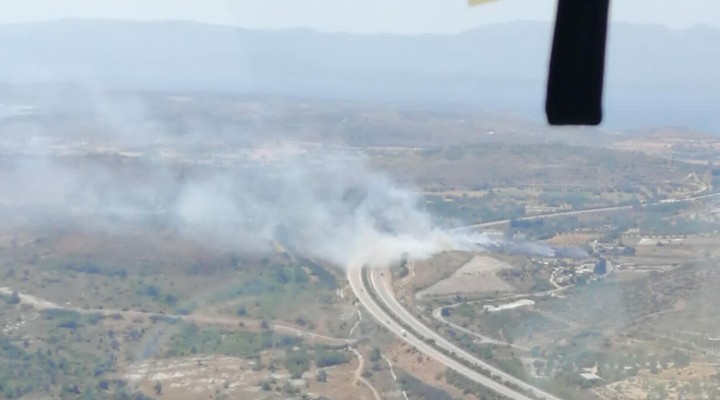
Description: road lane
xmin=347 ymin=264 xmax=538 ymax=400
xmin=347 ymin=190 xmax=720 ymax=400
xmin=455 ymin=191 xmax=720 ymax=231
xmin=368 ymin=268 xmax=562 ymax=400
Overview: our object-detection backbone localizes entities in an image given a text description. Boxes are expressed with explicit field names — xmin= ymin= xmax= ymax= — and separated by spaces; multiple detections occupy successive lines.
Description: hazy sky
xmin=1 ymin=0 xmax=719 ymax=33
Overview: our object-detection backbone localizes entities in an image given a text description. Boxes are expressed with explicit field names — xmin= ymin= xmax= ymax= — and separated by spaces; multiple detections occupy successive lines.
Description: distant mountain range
xmin=0 ymin=19 xmax=717 ymax=131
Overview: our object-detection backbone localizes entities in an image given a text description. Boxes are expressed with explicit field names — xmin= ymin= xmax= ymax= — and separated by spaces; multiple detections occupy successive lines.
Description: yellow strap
xmin=468 ymin=0 xmax=499 ymax=5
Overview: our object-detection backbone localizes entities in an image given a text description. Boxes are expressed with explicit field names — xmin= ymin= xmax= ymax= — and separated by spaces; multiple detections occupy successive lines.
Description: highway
xmin=367 ymin=267 xmax=562 ymax=400
xmin=347 ymin=263 xmax=540 ymax=400
xmin=454 ymin=190 xmax=720 ymax=231
xmin=347 ymin=190 xmax=720 ymax=400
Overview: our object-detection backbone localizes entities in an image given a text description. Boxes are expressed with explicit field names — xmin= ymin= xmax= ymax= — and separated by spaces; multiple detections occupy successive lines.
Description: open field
xmin=408 ymin=251 xmax=474 ymax=292
xmin=126 ymin=353 xmax=369 ymax=400
xmin=417 ymin=255 xmax=516 ymax=299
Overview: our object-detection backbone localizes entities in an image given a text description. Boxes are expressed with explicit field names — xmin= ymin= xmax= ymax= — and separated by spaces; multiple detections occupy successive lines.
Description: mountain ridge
xmin=0 ymin=19 xmax=717 ymax=131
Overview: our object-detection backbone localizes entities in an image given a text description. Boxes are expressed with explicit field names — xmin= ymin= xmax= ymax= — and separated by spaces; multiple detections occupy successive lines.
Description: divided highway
xmin=368 ymin=267 xmax=561 ymax=400
xmin=455 ymin=190 xmax=720 ymax=231
xmin=348 ymin=190 xmax=720 ymax=400
xmin=347 ymin=263 xmax=541 ymax=400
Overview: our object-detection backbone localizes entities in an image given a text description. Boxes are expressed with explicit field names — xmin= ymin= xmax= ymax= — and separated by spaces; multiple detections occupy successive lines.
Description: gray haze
xmin=0 ymin=19 xmax=717 ymax=131
xmin=1 ymin=0 xmax=719 ymax=33
xmin=0 ymin=135 xmax=506 ymax=267
xmin=0 ymin=90 xmax=569 ymax=267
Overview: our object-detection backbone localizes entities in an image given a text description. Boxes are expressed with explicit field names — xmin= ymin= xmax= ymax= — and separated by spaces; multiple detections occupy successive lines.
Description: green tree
xmin=153 ymin=381 xmax=162 ymax=396
xmin=481 ymin=346 xmax=493 ymax=360
xmin=368 ymin=347 xmax=382 ymax=363
xmin=284 ymin=349 xmax=310 ymax=379
xmin=673 ymin=350 xmax=690 ymax=368
xmin=7 ymin=290 xmax=20 ymax=305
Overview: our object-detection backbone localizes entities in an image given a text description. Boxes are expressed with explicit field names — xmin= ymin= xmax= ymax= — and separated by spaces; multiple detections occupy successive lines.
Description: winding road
xmin=350 ymin=347 xmax=383 ymax=400
xmin=431 ymin=304 xmax=531 ymax=352
xmin=0 ymin=287 xmax=354 ymax=347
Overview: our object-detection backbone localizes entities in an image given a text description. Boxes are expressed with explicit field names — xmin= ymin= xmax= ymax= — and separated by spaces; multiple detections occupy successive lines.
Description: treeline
xmin=282 ymin=347 xmax=351 ymax=378
xmin=166 ymin=324 xmax=351 ymax=380
xmin=42 ymin=309 xmax=104 ymax=331
xmin=444 ymin=369 xmax=510 ymax=400
xmin=217 ymin=257 xmax=336 ymax=299
xmin=398 ymin=371 xmax=454 ymax=400
xmin=165 ymin=324 xmax=302 ymax=358
xmin=58 ymin=261 xmax=128 ymax=278
xmin=425 ymin=195 xmax=525 ymax=225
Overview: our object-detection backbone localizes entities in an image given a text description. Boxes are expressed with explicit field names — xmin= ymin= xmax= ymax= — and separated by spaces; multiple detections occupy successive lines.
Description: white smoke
xmin=0 ymin=91 xmax=563 ymax=269
xmin=0 ymin=141 xmax=508 ymax=268
xmin=171 ymin=154 xmax=499 ymax=267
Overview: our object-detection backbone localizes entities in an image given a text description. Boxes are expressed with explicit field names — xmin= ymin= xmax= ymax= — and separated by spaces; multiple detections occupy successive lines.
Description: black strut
xmin=546 ymin=0 xmax=611 ymax=126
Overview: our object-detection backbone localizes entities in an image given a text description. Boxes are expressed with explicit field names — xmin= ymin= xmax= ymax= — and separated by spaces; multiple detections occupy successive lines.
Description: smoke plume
xmin=0 ymin=92 xmax=563 ymax=268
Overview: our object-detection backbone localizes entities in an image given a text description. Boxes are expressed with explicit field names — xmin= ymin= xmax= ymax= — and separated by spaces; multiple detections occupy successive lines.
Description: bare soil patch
xmin=418 ymin=255 xmax=515 ymax=298
xmin=545 ymin=233 xmax=596 ymax=246
xmin=127 ymin=354 xmax=368 ymax=400
xmin=411 ymin=251 xmax=474 ymax=292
